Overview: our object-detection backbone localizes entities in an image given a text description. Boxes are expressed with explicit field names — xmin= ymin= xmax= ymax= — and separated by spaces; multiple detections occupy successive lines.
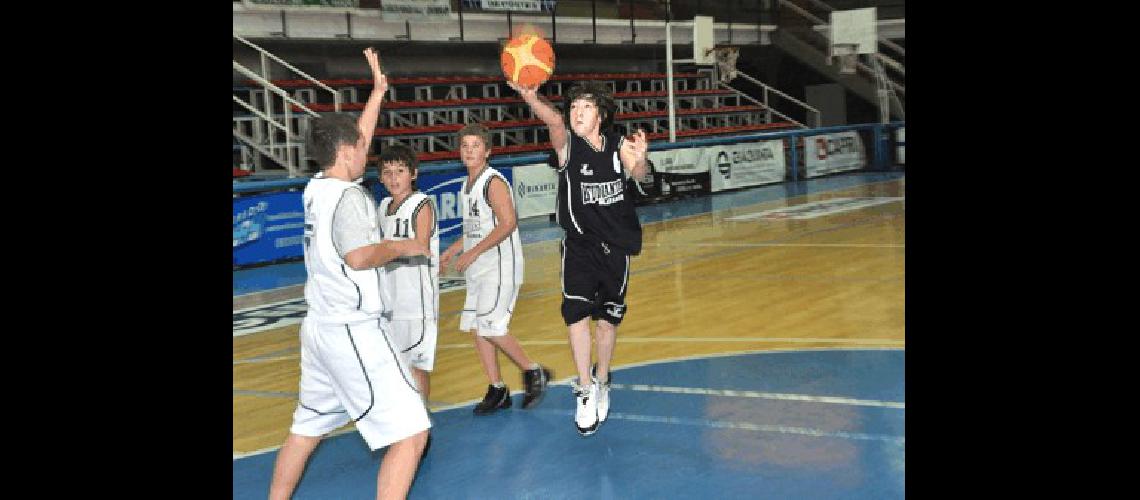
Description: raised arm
xmin=353 ymin=47 xmax=389 ymax=161
xmin=620 ymin=128 xmax=650 ymax=181
xmin=509 ymin=81 xmax=569 ymax=167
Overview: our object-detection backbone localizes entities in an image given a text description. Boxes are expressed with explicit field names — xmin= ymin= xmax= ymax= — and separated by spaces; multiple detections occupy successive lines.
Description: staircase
xmin=773 ymin=0 xmax=904 ymax=121
xmin=232 ymin=35 xmax=342 ymax=177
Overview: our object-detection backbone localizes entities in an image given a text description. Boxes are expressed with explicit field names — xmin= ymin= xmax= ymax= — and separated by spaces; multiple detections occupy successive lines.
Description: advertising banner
xmin=630 ymin=162 xmax=661 ymax=204
xmin=511 ymin=162 xmax=559 ymax=219
xmin=380 ymin=0 xmax=451 ymax=20
xmin=250 ymin=0 xmax=358 ymax=5
xmin=233 ymin=191 xmax=306 ymax=267
xmin=648 ymin=147 xmax=711 ymax=197
xmin=804 ymin=131 xmax=866 ymax=178
xmin=709 ymin=140 xmax=786 ymax=192
xmin=468 ymin=0 xmax=556 ymax=12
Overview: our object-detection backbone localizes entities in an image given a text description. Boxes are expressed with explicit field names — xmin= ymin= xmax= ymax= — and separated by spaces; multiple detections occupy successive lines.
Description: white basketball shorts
xmin=459 ymin=269 xmax=521 ymax=337
xmin=390 ymin=318 xmax=438 ymax=371
xmin=290 ymin=316 xmax=431 ymax=450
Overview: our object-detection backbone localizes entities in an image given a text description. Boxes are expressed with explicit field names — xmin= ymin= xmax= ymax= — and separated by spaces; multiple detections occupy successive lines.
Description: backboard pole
xmin=666 ymin=21 xmax=676 ymax=143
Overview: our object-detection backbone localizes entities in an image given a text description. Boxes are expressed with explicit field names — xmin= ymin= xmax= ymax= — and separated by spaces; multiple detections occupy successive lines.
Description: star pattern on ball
xmin=504 ymin=35 xmax=553 ymax=83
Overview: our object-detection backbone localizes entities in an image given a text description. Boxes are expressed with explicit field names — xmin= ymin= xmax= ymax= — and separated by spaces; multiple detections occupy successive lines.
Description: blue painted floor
xmin=233 ymin=349 xmax=905 ymax=499
xmin=233 ymin=171 xmax=905 ymax=297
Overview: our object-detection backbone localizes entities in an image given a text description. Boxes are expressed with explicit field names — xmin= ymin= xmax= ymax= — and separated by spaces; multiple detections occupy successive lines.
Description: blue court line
xmin=234 ymin=171 xmax=904 ymax=297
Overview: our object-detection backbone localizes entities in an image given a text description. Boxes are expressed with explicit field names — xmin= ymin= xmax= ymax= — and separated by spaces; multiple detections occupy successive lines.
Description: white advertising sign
xmin=380 ymin=0 xmax=451 ymax=20
xmin=804 ymin=131 xmax=866 ymax=178
xmin=478 ymin=0 xmax=551 ymax=12
xmin=648 ymin=147 xmax=712 ymax=175
xmin=710 ymin=140 xmax=786 ymax=192
xmin=511 ymin=163 xmax=559 ymax=219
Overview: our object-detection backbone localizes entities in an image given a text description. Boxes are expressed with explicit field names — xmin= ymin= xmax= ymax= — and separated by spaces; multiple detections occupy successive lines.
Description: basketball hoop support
xmin=831 ymin=42 xmax=859 ymax=75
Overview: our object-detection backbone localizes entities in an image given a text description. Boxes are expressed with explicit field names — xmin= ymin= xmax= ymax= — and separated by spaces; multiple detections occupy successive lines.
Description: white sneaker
xmin=573 ymin=382 xmax=599 ymax=436
xmin=592 ymin=364 xmax=611 ymax=423
xmin=596 ymin=380 xmax=610 ymax=423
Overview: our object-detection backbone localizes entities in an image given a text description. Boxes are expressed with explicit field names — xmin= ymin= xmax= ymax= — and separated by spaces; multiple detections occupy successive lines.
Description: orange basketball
xmin=501 ymin=34 xmax=555 ymax=87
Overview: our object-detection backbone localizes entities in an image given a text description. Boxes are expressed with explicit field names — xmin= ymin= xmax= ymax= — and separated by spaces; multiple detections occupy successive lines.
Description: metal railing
xmin=234 ymin=34 xmax=342 ymax=112
xmin=233 ymin=60 xmax=319 ymax=177
xmin=722 ymin=72 xmax=821 ymax=129
xmin=778 ymin=0 xmax=905 ymax=94
xmin=233 ymin=35 xmax=343 ymax=177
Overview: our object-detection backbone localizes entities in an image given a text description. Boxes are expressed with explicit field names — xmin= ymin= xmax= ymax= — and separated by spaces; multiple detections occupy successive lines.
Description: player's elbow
xmin=344 ymin=247 xmax=372 ymax=271
xmin=500 ymin=218 xmax=517 ymax=233
xmin=345 ymin=257 xmax=369 ymax=271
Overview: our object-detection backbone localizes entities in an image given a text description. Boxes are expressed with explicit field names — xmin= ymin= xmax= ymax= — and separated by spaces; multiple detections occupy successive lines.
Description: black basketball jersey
xmin=556 ymin=129 xmax=643 ymax=255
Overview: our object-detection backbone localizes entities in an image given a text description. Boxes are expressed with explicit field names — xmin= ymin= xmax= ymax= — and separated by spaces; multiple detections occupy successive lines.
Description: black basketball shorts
xmin=559 ymin=237 xmax=631 ymax=326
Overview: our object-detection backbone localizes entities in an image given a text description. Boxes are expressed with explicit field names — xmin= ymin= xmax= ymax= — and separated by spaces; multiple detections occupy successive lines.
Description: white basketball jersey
xmin=458 ymin=166 xmax=525 ymax=280
xmin=378 ymin=192 xmax=439 ymax=321
xmin=301 ymin=174 xmax=392 ymax=324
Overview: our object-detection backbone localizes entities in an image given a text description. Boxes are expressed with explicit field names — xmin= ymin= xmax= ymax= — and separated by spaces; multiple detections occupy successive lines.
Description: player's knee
xmin=562 ymin=299 xmax=593 ymax=326
xmin=599 ymin=302 xmax=627 ymax=326
xmin=476 ymin=327 xmax=508 ymax=338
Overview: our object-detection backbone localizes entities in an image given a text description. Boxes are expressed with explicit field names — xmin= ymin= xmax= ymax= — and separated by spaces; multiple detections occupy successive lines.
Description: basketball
xmin=501 ymin=34 xmax=555 ymax=87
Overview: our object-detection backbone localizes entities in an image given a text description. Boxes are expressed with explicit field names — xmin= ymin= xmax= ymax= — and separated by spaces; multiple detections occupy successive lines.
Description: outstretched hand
xmin=364 ymin=47 xmax=388 ymax=96
xmin=623 ymin=128 xmax=649 ymax=161
xmin=454 ymin=248 xmax=481 ymax=273
xmin=440 ymin=246 xmax=459 ymax=272
xmin=507 ymin=80 xmax=539 ymax=100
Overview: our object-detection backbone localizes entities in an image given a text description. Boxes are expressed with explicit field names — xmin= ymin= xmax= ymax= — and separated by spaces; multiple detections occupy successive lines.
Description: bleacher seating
xmin=234 ymin=72 xmax=798 ymax=168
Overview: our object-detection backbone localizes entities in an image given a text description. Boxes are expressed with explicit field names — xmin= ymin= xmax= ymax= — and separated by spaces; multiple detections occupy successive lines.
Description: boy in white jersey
xmin=269 ymin=48 xmax=430 ymax=500
xmin=377 ymin=144 xmax=438 ymax=408
xmin=440 ymin=123 xmax=552 ymax=415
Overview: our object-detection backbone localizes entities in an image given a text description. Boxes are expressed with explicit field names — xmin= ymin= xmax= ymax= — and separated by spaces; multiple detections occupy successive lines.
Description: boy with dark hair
xmin=509 ymin=80 xmax=649 ymax=436
xmin=377 ymin=144 xmax=439 ymax=411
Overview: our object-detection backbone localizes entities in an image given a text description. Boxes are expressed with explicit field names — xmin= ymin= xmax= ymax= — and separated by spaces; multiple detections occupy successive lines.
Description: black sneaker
xmin=473 ymin=384 xmax=511 ymax=415
xmin=521 ymin=365 xmax=552 ymax=409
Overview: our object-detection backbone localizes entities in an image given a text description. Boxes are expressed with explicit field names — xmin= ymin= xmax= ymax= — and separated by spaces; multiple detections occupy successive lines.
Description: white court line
xmin=606 ymin=412 xmax=904 ymax=444
xmin=233 ymin=354 xmax=298 ymax=365
xmin=233 ymin=391 xmax=547 ymax=460
xmin=726 ymin=196 xmax=904 ymax=222
xmin=232 ymin=299 xmax=303 ymax=316
xmin=641 ymin=242 xmax=903 ymax=248
xmin=611 ymin=384 xmax=904 ymax=409
xmin=233 ymin=338 xmax=904 ymax=364
xmin=435 ymin=337 xmax=904 ymax=349
xmin=232 ymin=177 xmax=906 ymax=334
xmin=233 ymin=347 xmax=904 ymax=459
xmin=233 ymin=425 xmax=357 ymax=460
xmin=233 ymin=319 xmax=302 ymax=338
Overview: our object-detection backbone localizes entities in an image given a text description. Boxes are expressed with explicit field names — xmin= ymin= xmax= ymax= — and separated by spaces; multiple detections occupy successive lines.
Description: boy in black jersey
xmin=510 ymin=80 xmax=649 ymax=436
